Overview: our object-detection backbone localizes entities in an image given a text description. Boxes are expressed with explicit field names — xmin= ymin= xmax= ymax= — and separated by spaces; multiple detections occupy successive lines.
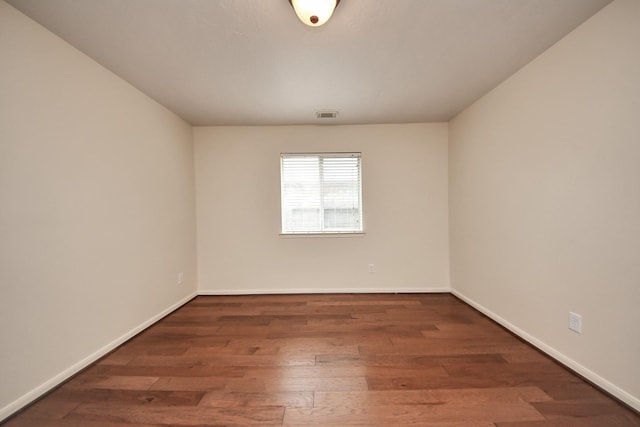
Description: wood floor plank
xmin=5 ymin=419 xmax=160 ymax=427
xmin=200 ymin=391 xmax=314 ymax=408
xmin=183 ymin=345 xmax=282 ymax=356
xmin=5 ymin=294 xmax=639 ymax=426
xmin=60 ymin=375 xmax=159 ymax=391
xmin=531 ymin=399 xmax=637 ymax=419
xmin=89 ymin=364 xmax=247 ymax=378
xmin=2 ymin=398 xmax=80 ymax=424
xmin=358 ymin=337 xmax=526 ymax=356
xmin=282 ymin=401 xmax=545 ymax=425
xmin=306 ymin=299 xmax=422 ymax=306
xmin=495 ymin=413 xmax=640 ymax=427
xmin=242 ymin=365 xmax=443 ymax=379
xmin=224 ymin=336 xmax=363 ymax=356
xmin=128 ymin=354 xmax=316 ymax=367
xmin=50 ymin=388 xmax=205 ymax=406
xmin=262 ymin=376 xmax=369 ymax=392
xmin=149 ymin=376 xmax=228 ymax=392
xmin=65 ymin=403 xmax=285 ymax=426
xmin=314 ymin=386 xmax=553 ymax=407
xmin=317 ymin=353 xmax=506 ymax=367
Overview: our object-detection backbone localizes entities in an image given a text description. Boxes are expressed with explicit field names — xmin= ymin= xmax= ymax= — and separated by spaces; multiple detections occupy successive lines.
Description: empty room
xmin=1 ymin=0 xmax=639 ymax=425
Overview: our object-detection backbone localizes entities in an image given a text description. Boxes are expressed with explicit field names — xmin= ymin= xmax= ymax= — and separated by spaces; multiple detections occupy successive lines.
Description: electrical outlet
xmin=569 ymin=312 xmax=582 ymax=333
xmin=368 ymin=263 xmax=375 ymax=273
xmin=178 ymin=272 xmax=184 ymax=285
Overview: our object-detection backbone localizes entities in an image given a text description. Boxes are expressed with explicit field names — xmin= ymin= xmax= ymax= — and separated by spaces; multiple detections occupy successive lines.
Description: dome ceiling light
xmin=288 ymin=0 xmax=341 ymax=27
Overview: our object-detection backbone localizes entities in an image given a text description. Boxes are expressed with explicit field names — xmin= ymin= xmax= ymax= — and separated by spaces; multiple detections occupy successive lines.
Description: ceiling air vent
xmin=316 ymin=110 xmax=339 ymax=119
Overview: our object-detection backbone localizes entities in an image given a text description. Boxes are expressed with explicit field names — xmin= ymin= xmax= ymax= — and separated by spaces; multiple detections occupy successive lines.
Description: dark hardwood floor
xmin=4 ymin=293 xmax=639 ymax=426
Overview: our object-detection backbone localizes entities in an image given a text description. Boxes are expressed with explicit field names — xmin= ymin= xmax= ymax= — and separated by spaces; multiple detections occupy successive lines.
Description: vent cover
xmin=316 ymin=110 xmax=339 ymax=119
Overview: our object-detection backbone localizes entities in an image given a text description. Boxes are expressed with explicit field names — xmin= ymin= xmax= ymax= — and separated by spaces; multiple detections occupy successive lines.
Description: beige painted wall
xmin=449 ymin=0 xmax=640 ymax=409
xmin=195 ymin=124 xmax=449 ymax=294
xmin=0 ymin=2 xmax=197 ymax=419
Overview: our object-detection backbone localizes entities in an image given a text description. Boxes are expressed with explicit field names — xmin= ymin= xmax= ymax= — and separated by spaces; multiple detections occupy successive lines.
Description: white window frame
xmin=280 ymin=152 xmax=363 ymax=235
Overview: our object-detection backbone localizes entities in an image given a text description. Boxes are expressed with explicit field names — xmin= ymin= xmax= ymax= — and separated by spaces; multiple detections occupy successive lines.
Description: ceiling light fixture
xmin=288 ymin=0 xmax=340 ymax=27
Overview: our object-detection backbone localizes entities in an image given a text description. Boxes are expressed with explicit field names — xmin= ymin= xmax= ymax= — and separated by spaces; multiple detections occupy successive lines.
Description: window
xmin=280 ymin=153 xmax=362 ymax=234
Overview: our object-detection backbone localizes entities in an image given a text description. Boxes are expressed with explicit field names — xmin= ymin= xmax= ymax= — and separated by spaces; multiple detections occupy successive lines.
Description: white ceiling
xmin=7 ymin=0 xmax=612 ymax=126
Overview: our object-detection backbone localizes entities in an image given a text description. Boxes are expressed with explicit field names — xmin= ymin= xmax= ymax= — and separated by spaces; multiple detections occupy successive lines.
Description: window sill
xmin=279 ymin=232 xmax=365 ymax=238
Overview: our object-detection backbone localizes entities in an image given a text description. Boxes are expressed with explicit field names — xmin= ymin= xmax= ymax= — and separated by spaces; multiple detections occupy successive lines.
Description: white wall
xmin=0 ymin=2 xmax=197 ymax=419
xmin=449 ymin=0 xmax=640 ymax=410
xmin=195 ymin=124 xmax=449 ymax=294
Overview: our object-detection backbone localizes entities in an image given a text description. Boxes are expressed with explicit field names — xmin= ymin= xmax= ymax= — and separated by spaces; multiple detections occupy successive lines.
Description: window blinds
xmin=281 ymin=153 xmax=362 ymax=234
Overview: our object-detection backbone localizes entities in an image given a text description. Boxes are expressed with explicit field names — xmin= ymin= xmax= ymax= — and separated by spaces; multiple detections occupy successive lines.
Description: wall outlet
xmin=178 ymin=272 xmax=184 ymax=285
xmin=368 ymin=263 xmax=375 ymax=273
xmin=569 ymin=311 xmax=582 ymax=333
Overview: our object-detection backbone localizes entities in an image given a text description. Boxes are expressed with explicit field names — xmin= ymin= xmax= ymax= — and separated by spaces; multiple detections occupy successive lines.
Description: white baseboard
xmin=198 ymin=286 xmax=450 ymax=295
xmin=0 ymin=291 xmax=197 ymax=423
xmin=451 ymin=289 xmax=640 ymax=412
